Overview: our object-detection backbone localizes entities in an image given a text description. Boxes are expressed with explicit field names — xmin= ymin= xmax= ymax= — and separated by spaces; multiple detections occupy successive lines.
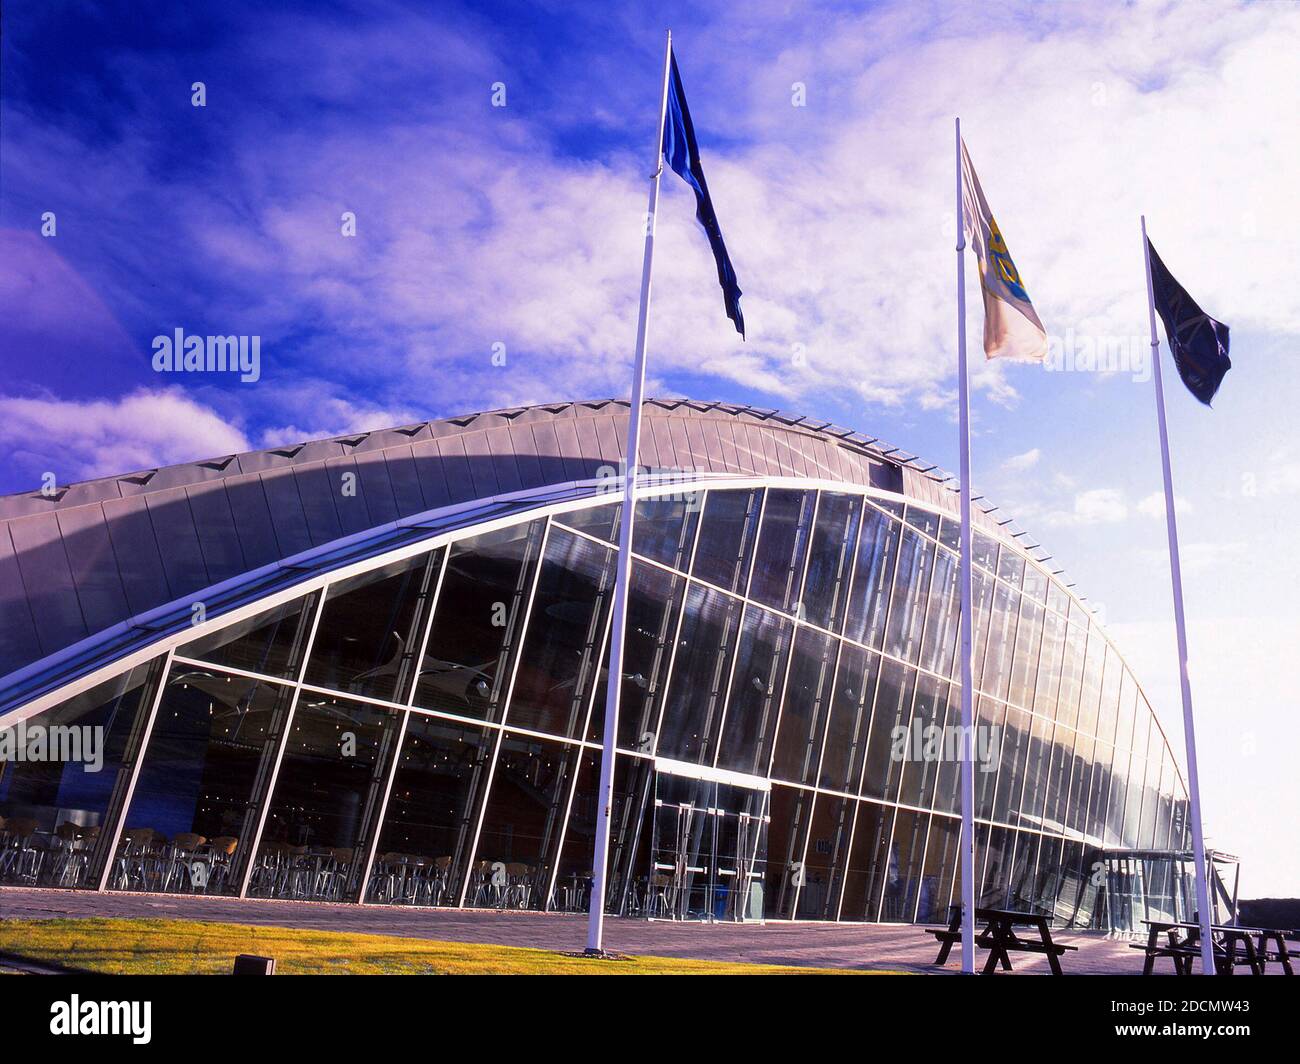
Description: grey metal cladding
xmin=0 ymin=398 xmax=1002 ymax=679
xmin=0 ymin=527 xmax=42 ymax=667
xmin=8 ymin=511 xmax=88 ymax=655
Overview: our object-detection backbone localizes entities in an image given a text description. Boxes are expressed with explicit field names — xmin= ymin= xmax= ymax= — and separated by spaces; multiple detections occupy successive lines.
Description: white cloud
xmin=1046 ymin=487 xmax=1129 ymax=526
xmin=1003 ymin=447 xmax=1041 ymax=472
xmin=1137 ymin=539 xmax=1247 ymax=574
xmin=1107 ymin=612 xmax=1300 ymax=897
xmin=1137 ymin=491 xmax=1192 ymax=518
xmin=0 ymin=390 xmax=250 ymax=484
xmin=12 ymin=0 xmax=1290 ymax=436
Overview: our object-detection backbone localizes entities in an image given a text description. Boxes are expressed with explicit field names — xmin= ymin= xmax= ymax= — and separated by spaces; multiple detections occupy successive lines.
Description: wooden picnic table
xmin=1135 ymin=920 xmax=1292 ymax=975
xmin=927 ymin=905 xmax=1077 ymax=975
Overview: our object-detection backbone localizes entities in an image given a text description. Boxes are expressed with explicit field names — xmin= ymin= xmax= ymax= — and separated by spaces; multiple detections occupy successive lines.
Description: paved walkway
xmin=0 ymin=887 xmax=1173 ymax=974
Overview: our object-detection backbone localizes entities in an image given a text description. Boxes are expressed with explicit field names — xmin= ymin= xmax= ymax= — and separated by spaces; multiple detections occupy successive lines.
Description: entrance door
xmin=649 ymin=760 xmax=769 ymax=922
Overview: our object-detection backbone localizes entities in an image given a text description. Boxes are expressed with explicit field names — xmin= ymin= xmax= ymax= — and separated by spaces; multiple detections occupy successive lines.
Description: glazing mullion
xmin=704 ymin=484 xmax=776 ymax=773
xmin=646 ymin=487 xmax=711 ymax=758
xmin=94 ymin=649 xmax=174 ymax=891
xmin=542 ymin=587 xmax=617 ymax=911
xmin=456 ymin=517 xmax=554 ymax=906
xmin=1010 ymin=594 xmax=1061 ymax=909
xmin=760 ymin=489 xmax=824 ymax=781
xmin=974 ymin=590 xmax=1024 ymax=897
xmin=236 ymin=590 xmax=328 ymax=898
xmin=854 ymin=507 xmax=908 ymax=921
xmin=355 ymin=547 xmax=451 ymax=904
xmin=758 ymin=492 xmax=825 ymax=919
xmin=823 ymin=490 xmax=876 ymax=922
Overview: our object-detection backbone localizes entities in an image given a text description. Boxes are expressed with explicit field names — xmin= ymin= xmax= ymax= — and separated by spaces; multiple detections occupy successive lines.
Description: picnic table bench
xmin=1134 ymin=920 xmax=1296 ymax=975
xmin=927 ymin=904 xmax=1077 ymax=975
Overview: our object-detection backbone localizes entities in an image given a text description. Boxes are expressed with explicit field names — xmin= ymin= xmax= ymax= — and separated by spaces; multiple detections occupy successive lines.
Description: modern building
xmin=0 ymin=399 xmax=1232 ymax=930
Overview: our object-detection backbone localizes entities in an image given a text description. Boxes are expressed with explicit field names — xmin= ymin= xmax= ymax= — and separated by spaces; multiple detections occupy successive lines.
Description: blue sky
xmin=1 ymin=0 xmax=1298 ymax=893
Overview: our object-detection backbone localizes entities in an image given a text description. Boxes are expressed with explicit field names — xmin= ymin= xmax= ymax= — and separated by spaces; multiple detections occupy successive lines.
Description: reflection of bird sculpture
xmin=417 ymin=657 xmax=496 ymax=707
xmin=170 ymin=670 xmax=376 ymax=730
xmin=346 ymin=631 xmax=405 ymax=689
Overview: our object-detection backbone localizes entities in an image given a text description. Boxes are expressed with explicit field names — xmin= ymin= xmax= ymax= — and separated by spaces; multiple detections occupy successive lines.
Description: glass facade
xmin=0 ymin=486 xmax=1193 ymax=928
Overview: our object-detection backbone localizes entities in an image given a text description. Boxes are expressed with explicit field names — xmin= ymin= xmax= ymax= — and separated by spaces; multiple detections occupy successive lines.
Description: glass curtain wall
xmin=2 ymin=486 xmax=1191 ymax=928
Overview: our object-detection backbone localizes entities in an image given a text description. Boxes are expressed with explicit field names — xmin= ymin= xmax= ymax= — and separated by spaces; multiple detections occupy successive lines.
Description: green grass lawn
xmin=0 ymin=918 xmax=886 ymax=975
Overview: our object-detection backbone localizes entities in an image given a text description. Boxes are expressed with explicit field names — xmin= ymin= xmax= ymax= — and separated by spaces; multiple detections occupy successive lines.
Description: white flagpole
xmin=1140 ymin=215 xmax=1216 ymax=975
xmin=586 ymin=29 xmax=673 ymax=956
xmin=955 ymin=117 xmax=977 ymax=976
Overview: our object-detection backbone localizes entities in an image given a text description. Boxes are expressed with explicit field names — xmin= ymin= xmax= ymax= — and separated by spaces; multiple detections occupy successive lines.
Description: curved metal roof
xmin=0 ymin=398 xmax=1033 ymax=684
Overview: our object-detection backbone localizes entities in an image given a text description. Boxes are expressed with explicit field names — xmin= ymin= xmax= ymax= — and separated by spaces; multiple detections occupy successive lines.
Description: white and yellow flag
xmin=961 ymin=140 xmax=1047 ymax=361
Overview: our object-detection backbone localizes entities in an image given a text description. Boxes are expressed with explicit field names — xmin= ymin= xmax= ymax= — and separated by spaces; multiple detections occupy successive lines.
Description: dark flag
xmin=662 ymin=49 xmax=745 ymax=338
xmin=1146 ymin=238 xmax=1231 ymax=405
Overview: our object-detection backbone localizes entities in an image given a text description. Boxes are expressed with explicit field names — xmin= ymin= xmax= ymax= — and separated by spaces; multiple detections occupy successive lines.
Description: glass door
xmin=649 ymin=762 xmax=768 ymax=922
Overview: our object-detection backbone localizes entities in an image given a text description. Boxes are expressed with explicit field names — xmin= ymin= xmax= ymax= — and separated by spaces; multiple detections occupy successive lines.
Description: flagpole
xmin=955 ymin=116 xmax=977 ymax=976
xmin=1140 ymin=215 xmax=1216 ymax=975
xmin=585 ymin=29 xmax=673 ymax=956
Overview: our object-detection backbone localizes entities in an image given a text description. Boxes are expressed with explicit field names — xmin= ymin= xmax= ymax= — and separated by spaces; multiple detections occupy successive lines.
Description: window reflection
xmin=715 ymin=606 xmax=792 ymax=775
xmin=817 ymin=642 xmax=877 ymax=794
xmin=882 ymin=809 xmax=926 ymax=922
xmin=771 ymin=628 xmax=836 ymax=786
xmin=587 ymin=562 xmax=684 ymax=753
xmin=691 ymin=488 xmax=763 ymax=593
xmin=884 ymin=527 xmax=935 ymax=664
xmin=305 ymin=553 xmax=440 ymax=703
xmin=747 ymin=489 xmax=813 ymax=613
xmin=507 ymin=527 xmax=615 ymax=741
xmin=1 ymin=662 xmax=158 ymax=890
xmin=839 ymin=801 xmax=892 ymax=921
xmin=118 ymin=666 xmax=295 ymax=896
xmin=632 ymin=495 xmax=701 ymax=570
xmin=801 ymin=492 xmax=861 ymax=632
xmin=797 ymin=796 xmax=854 ymax=919
xmin=365 ymin=713 xmax=493 ymax=906
xmin=658 ymin=585 xmax=742 ymax=764
xmin=917 ymin=815 xmax=959 ymax=923
xmin=843 ymin=505 xmax=900 ymax=648
xmin=179 ymin=596 xmax=317 ymax=681
xmin=251 ymin=692 xmax=402 ymax=900
xmin=469 ymin=733 xmax=582 ymax=911
xmin=919 ymin=547 xmax=959 ymax=679
xmin=863 ymin=660 xmax=913 ymax=803
xmin=413 ymin=523 xmax=543 ymax=721
xmin=765 ymin=784 xmax=814 ymax=919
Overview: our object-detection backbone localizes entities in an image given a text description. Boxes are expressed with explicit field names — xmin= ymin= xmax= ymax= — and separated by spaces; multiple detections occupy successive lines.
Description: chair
xmin=430 ymin=856 xmax=453 ymax=906
xmin=1 ymin=818 xmax=43 ymax=884
xmin=49 ymin=822 xmax=100 ymax=887
xmin=366 ymin=852 xmax=395 ymax=902
xmin=280 ymin=845 xmax=310 ymax=898
xmin=403 ymin=856 xmax=434 ymax=905
xmin=315 ymin=847 xmax=354 ymax=900
xmin=164 ymin=833 xmax=208 ymax=892
xmin=113 ymin=827 xmax=161 ymax=891
xmin=470 ymin=860 xmax=495 ymax=907
xmin=505 ymin=863 xmax=532 ymax=909
xmin=648 ymin=873 xmax=674 ymax=918
xmin=204 ymin=836 xmax=239 ymax=893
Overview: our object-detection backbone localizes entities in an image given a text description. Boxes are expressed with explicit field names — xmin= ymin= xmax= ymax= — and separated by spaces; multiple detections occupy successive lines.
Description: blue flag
xmin=1147 ymin=238 xmax=1231 ymax=405
xmin=662 ymin=49 xmax=745 ymax=338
